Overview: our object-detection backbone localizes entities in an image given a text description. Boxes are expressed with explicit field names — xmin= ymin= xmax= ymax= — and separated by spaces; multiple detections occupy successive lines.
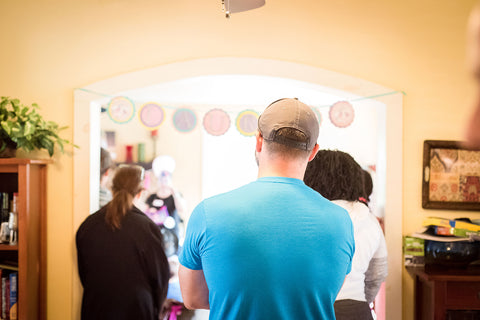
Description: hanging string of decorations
xmin=173 ymin=108 xmax=197 ymax=133
xmin=107 ymin=96 xmax=136 ymax=124
xmin=203 ymin=109 xmax=231 ymax=136
xmin=236 ymin=110 xmax=259 ymax=136
xmin=138 ymin=102 xmax=166 ymax=130
xmin=78 ymin=88 xmax=404 ymax=137
xmin=329 ymin=101 xmax=355 ymax=128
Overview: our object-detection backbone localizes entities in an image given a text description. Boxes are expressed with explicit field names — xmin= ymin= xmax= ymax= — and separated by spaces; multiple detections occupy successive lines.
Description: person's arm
xmin=170 ymin=188 xmax=187 ymax=221
xmin=179 ymin=265 xmax=210 ymax=310
xmin=365 ymin=257 xmax=387 ymax=303
xmin=364 ymin=257 xmax=387 ymax=303
xmin=178 ymin=202 xmax=208 ymax=309
xmin=364 ymin=220 xmax=388 ymax=303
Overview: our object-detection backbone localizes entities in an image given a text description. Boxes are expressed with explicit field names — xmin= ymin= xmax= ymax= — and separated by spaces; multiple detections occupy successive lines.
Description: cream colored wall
xmin=1 ymin=0 xmax=479 ymax=319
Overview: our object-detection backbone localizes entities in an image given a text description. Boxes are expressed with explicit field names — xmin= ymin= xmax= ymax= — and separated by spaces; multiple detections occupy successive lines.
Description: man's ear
xmin=307 ymin=144 xmax=320 ymax=162
xmin=255 ymin=131 xmax=263 ymax=153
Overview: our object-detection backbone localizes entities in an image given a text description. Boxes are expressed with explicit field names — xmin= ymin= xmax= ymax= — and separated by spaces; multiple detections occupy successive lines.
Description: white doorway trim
xmin=73 ymin=57 xmax=403 ymax=320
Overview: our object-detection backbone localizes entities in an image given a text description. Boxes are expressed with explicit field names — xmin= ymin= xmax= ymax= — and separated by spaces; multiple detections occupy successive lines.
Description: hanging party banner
xmin=173 ymin=108 xmax=197 ymax=133
xmin=83 ymin=87 xmax=406 ymax=135
xmin=312 ymin=107 xmax=322 ymax=126
xmin=203 ymin=109 xmax=231 ymax=136
xmin=107 ymin=96 xmax=136 ymax=124
xmin=138 ymin=102 xmax=165 ymax=130
xmin=329 ymin=101 xmax=355 ymax=128
xmin=236 ymin=110 xmax=259 ymax=137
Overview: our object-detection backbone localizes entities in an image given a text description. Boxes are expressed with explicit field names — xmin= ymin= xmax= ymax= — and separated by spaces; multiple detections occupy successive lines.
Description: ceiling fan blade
xmin=225 ymin=0 xmax=265 ymax=14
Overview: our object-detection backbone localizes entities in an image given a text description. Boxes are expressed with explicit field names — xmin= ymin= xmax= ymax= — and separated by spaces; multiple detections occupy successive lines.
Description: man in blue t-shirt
xmin=179 ymin=98 xmax=355 ymax=320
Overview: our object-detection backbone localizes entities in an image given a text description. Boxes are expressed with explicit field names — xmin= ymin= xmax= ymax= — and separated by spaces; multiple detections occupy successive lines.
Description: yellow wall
xmin=1 ymin=0 xmax=480 ymax=319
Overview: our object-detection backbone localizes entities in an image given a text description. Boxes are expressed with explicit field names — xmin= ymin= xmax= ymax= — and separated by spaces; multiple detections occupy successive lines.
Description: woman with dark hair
xmin=361 ymin=169 xmax=373 ymax=204
xmin=304 ymin=150 xmax=387 ymax=320
xmin=76 ymin=165 xmax=170 ymax=320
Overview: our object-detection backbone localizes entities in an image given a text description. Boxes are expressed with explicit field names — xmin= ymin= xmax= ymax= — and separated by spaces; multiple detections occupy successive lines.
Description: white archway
xmin=73 ymin=57 xmax=403 ymax=320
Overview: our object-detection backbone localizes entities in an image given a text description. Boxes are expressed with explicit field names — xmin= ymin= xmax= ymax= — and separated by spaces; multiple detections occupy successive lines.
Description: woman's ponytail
xmin=105 ymin=165 xmax=144 ymax=230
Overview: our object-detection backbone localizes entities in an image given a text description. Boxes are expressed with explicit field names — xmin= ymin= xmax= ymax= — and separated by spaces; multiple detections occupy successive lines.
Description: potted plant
xmin=0 ymin=96 xmax=75 ymax=157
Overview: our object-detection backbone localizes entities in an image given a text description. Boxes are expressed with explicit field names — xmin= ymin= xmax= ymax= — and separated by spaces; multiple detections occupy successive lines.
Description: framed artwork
xmin=422 ymin=140 xmax=480 ymax=210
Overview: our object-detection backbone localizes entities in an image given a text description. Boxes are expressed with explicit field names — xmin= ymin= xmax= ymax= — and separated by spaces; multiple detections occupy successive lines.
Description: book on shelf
xmin=1 ymin=271 xmax=8 ymax=320
xmin=434 ymin=226 xmax=480 ymax=240
xmin=0 ymin=193 xmax=13 ymax=245
xmin=0 ymin=269 xmax=17 ymax=320
xmin=9 ymin=273 xmax=16 ymax=320
xmin=412 ymin=227 xmax=473 ymax=242
xmin=422 ymin=217 xmax=480 ymax=232
xmin=0 ymin=194 xmax=8 ymax=224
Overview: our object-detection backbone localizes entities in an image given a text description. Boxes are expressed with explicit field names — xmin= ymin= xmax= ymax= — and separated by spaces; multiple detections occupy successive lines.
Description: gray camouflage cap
xmin=258 ymin=98 xmax=319 ymax=151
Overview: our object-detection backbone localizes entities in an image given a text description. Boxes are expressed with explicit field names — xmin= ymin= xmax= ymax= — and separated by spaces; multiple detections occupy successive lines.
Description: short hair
xmin=263 ymin=128 xmax=311 ymax=159
xmin=304 ymin=150 xmax=366 ymax=201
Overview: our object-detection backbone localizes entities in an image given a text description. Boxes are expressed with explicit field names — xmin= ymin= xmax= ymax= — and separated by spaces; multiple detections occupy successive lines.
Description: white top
xmin=333 ymin=200 xmax=388 ymax=303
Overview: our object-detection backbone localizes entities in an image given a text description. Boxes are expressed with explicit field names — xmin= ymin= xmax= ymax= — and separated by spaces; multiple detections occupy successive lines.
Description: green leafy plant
xmin=0 ymin=96 xmax=76 ymax=157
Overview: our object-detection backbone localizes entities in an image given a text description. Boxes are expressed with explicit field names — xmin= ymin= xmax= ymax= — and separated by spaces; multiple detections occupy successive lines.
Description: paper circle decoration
xmin=173 ymin=108 xmax=197 ymax=133
xmin=236 ymin=110 xmax=259 ymax=137
xmin=329 ymin=101 xmax=355 ymax=128
xmin=107 ymin=97 xmax=135 ymax=124
xmin=312 ymin=107 xmax=322 ymax=126
xmin=138 ymin=102 xmax=165 ymax=130
xmin=203 ymin=109 xmax=230 ymax=136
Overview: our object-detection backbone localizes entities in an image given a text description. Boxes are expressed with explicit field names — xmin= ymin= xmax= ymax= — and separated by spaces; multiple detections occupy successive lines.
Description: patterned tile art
xmin=429 ymin=148 xmax=480 ymax=202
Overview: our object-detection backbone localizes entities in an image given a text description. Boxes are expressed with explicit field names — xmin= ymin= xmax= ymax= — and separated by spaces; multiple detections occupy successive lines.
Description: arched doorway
xmin=73 ymin=57 xmax=403 ymax=320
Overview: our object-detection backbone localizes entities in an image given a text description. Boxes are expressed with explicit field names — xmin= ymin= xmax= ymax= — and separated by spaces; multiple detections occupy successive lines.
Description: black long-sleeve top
xmin=76 ymin=205 xmax=170 ymax=320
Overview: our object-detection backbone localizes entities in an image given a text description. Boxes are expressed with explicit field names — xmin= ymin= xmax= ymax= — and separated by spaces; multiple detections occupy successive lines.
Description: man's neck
xmin=257 ymin=161 xmax=307 ymax=180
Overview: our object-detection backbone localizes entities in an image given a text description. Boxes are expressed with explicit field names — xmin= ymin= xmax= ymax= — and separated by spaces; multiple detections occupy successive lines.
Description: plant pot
xmin=0 ymin=139 xmax=17 ymax=158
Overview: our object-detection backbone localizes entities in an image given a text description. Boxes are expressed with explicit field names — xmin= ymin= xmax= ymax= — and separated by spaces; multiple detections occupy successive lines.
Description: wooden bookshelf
xmin=0 ymin=158 xmax=50 ymax=320
xmin=407 ymin=266 xmax=480 ymax=319
xmin=0 ymin=245 xmax=18 ymax=251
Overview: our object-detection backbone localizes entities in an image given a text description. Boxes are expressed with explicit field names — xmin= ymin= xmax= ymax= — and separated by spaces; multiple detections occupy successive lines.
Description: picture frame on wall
xmin=422 ymin=140 xmax=480 ymax=210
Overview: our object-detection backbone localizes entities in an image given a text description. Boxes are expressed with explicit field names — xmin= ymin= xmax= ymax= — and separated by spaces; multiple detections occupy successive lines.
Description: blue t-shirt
xmin=179 ymin=177 xmax=355 ymax=320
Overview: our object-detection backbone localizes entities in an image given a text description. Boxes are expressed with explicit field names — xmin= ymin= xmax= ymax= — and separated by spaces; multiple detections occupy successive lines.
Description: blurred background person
xmin=143 ymin=155 xmax=189 ymax=318
xmin=304 ymin=150 xmax=388 ymax=320
xmin=76 ymin=165 xmax=170 ymax=320
xmin=466 ymin=2 xmax=480 ymax=148
xmin=362 ymin=169 xmax=385 ymax=233
xmin=99 ymin=147 xmax=115 ymax=207
xmin=144 ymin=155 xmax=186 ymax=256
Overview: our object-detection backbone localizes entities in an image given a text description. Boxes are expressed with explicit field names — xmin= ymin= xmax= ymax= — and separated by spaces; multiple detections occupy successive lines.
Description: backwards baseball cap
xmin=258 ymin=98 xmax=319 ymax=151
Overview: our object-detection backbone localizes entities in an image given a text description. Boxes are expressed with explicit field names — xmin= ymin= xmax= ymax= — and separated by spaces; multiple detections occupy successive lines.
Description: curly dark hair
xmin=362 ymin=169 xmax=373 ymax=203
xmin=304 ymin=150 xmax=366 ymax=201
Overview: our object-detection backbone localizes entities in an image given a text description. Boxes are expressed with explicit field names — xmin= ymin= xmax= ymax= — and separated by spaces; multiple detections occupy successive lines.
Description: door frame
xmin=73 ymin=57 xmax=403 ymax=320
